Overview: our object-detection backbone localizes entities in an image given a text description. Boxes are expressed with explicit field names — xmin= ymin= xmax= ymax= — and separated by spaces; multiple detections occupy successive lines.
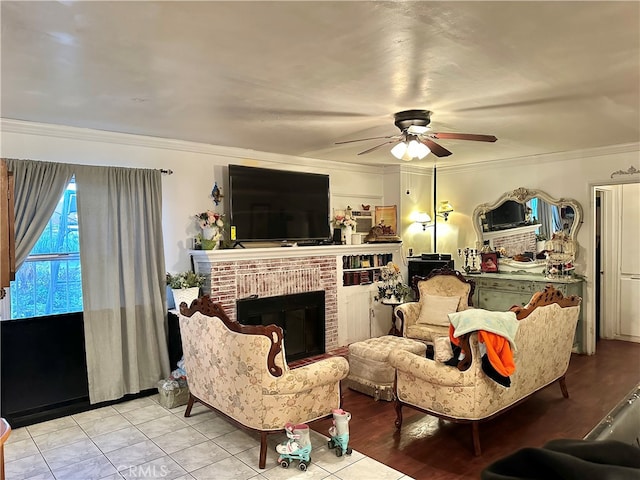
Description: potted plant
xmin=374 ymin=262 xmax=412 ymax=303
xmin=166 ymin=271 xmax=205 ymax=308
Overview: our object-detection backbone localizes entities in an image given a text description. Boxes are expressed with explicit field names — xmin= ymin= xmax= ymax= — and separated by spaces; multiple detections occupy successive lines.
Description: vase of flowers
xmin=195 ymin=210 xmax=226 ymax=249
xmin=166 ymin=271 xmax=205 ymax=308
xmin=374 ymin=262 xmax=412 ymax=303
xmin=334 ymin=212 xmax=357 ymax=245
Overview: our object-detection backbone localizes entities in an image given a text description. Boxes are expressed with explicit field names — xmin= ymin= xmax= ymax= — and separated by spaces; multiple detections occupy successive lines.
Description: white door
xmin=600 ymin=182 xmax=640 ymax=343
xmin=618 ymin=183 xmax=640 ymax=342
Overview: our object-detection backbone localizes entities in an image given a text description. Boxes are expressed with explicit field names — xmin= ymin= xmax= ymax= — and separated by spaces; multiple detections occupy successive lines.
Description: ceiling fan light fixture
xmin=390 ymin=141 xmax=408 ymax=160
xmin=391 ymin=137 xmax=430 ymax=161
xmin=407 ymin=139 xmax=422 ymax=157
xmin=415 ymin=140 xmax=431 ymax=159
xmin=341 ymin=108 xmax=496 ymax=159
xmin=401 ymin=151 xmax=415 ymax=162
xmin=407 ymin=125 xmax=430 ymax=135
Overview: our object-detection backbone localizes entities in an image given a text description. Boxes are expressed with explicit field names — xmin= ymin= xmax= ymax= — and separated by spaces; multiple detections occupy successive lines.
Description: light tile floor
xmin=5 ymin=394 xmax=413 ymax=480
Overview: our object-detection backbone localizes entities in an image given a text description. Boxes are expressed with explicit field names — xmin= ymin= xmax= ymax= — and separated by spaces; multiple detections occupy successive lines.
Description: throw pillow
xmin=434 ymin=335 xmax=454 ymax=363
xmin=417 ymin=294 xmax=460 ymax=326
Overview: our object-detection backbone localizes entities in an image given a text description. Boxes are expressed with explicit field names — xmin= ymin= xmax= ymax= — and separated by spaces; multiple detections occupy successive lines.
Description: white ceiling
xmin=2 ymin=1 xmax=639 ymax=167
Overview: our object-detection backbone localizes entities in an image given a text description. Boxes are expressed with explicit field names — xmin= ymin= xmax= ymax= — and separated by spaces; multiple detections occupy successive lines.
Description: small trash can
xmin=157 ymin=377 xmax=189 ymax=409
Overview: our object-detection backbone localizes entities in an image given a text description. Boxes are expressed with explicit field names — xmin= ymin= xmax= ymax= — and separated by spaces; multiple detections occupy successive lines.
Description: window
xmin=9 ymin=180 xmax=83 ymax=319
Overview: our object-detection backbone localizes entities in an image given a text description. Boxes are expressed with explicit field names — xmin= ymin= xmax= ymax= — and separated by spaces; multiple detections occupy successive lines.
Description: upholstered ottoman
xmin=346 ymin=335 xmax=427 ymax=401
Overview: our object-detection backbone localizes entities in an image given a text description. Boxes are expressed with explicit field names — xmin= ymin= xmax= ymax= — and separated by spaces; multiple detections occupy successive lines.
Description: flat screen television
xmin=228 ymin=165 xmax=331 ymax=243
xmin=486 ymin=200 xmax=527 ymax=231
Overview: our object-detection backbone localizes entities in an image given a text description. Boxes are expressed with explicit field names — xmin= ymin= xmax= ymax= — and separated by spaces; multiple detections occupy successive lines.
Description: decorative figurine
xmin=211 ymin=182 xmax=223 ymax=206
xmin=458 ymin=248 xmax=480 ymax=274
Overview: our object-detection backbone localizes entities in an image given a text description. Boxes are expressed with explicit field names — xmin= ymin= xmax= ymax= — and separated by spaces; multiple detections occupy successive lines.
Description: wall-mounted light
xmin=436 ymin=200 xmax=454 ymax=221
xmin=414 ymin=212 xmax=432 ymax=230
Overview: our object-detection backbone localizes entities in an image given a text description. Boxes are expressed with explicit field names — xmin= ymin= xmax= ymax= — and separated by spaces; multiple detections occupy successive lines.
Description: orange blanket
xmin=449 ymin=324 xmax=515 ymax=377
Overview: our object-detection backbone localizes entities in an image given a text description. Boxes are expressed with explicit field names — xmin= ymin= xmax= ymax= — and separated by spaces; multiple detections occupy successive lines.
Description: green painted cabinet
xmin=464 ymin=273 xmax=585 ymax=352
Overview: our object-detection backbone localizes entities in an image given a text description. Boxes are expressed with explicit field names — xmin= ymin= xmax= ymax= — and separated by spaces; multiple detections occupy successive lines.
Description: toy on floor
xmin=275 ymin=422 xmax=312 ymax=470
xmin=327 ymin=408 xmax=352 ymax=457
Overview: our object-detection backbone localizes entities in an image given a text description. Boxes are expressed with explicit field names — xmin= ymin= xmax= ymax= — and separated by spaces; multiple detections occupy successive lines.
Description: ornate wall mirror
xmin=472 ymin=187 xmax=583 ymax=263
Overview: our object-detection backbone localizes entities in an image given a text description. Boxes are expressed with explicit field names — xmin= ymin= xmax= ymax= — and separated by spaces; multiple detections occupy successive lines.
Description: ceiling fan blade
xmin=432 ymin=132 xmax=497 ymax=142
xmin=421 ymin=138 xmax=452 ymax=157
xmin=335 ymin=134 xmax=400 ymax=145
xmin=357 ymin=140 xmax=399 ymax=155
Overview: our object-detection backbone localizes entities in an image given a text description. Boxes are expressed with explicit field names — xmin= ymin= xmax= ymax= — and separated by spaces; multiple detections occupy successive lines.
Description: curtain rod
xmin=159 ymin=169 xmax=173 ymax=175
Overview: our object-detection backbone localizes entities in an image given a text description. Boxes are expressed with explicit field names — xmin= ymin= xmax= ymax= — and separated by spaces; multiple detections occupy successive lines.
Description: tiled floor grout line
xmin=7 ymin=395 xmax=411 ymax=480
xmin=32 ymin=416 xmax=110 ymax=480
xmin=59 ymin=408 xmax=259 ymax=478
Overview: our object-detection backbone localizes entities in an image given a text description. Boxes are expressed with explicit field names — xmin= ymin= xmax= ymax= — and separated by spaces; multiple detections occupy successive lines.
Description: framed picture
xmin=375 ymin=205 xmax=398 ymax=235
xmin=481 ymin=252 xmax=498 ymax=273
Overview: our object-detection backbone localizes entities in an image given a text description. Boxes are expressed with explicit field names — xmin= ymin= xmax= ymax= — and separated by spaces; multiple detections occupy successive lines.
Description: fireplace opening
xmin=236 ymin=290 xmax=326 ymax=362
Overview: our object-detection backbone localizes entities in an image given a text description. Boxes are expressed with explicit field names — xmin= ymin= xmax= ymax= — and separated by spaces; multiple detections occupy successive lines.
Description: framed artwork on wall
xmin=375 ymin=205 xmax=398 ymax=235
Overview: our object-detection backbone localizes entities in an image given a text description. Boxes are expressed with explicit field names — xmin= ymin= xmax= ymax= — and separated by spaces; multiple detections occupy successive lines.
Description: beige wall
xmin=0 ymin=120 xmax=389 ymax=273
xmin=2 ymin=119 xmax=639 ymax=353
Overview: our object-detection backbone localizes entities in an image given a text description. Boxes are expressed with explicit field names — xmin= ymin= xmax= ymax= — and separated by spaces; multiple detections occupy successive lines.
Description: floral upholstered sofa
xmin=389 ymin=285 xmax=581 ymax=455
xmin=179 ymin=296 xmax=349 ymax=469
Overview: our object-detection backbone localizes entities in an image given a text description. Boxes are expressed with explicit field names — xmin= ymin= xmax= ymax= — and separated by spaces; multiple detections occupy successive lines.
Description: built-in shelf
xmin=342 ymin=253 xmax=394 ymax=286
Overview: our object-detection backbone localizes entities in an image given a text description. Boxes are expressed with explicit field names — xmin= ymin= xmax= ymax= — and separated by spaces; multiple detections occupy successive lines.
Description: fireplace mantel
xmin=189 ymin=243 xmax=402 ymax=262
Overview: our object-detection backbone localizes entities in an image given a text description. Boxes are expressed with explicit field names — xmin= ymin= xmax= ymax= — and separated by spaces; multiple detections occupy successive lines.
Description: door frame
xmin=590 ymin=178 xmax=639 ymax=353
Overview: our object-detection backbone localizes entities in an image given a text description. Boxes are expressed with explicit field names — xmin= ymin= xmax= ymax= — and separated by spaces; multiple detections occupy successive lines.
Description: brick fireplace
xmin=191 ymin=250 xmax=339 ymax=352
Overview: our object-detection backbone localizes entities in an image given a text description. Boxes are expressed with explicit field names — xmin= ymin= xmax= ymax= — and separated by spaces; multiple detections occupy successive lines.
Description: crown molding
xmin=440 ymin=142 xmax=640 ymax=175
xmin=0 ymin=118 xmax=383 ymax=175
xmin=4 ymin=118 xmax=636 ymax=177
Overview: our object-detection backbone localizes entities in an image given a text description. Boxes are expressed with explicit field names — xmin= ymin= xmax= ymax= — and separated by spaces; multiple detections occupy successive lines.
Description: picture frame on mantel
xmin=375 ymin=205 xmax=398 ymax=235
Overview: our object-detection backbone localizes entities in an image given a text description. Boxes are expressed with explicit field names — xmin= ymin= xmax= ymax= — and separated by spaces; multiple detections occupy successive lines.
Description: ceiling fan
xmin=335 ymin=109 xmax=497 ymax=160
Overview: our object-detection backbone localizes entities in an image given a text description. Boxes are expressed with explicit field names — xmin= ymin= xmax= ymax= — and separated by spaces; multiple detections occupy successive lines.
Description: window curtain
xmin=552 ymin=207 xmax=562 ymax=233
xmin=537 ymin=199 xmax=554 ymax=240
xmin=74 ymin=165 xmax=169 ymax=403
xmin=3 ymin=159 xmax=73 ymax=269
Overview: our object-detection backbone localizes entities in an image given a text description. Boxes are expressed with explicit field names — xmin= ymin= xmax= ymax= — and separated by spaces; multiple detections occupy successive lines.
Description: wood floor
xmin=309 ymin=339 xmax=640 ymax=480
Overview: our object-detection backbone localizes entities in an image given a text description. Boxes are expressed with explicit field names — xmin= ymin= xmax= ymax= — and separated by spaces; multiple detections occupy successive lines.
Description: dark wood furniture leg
xmin=184 ymin=393 xmax=196 ymax=417
xmin=472 ymin=422 xmax=481 ymax=456
xmin=394 ymin=400 xmax=403 ymax=429
xmin=388 ymin=305 xmax=400 ymax=336
xmin=559 ymin=375 xmax=569 ymax=398
xmin=259 ymin=432 xmax=268 ymax=469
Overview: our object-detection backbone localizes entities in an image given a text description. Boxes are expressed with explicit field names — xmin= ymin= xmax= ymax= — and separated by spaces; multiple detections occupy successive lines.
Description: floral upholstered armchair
xmin=179 ymin=296 xmax=349 ymax=469
xmin=389 ymin=285 xmax=582 ymax=456
xmin=395 ymin=266 xmax=476 ymax=343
